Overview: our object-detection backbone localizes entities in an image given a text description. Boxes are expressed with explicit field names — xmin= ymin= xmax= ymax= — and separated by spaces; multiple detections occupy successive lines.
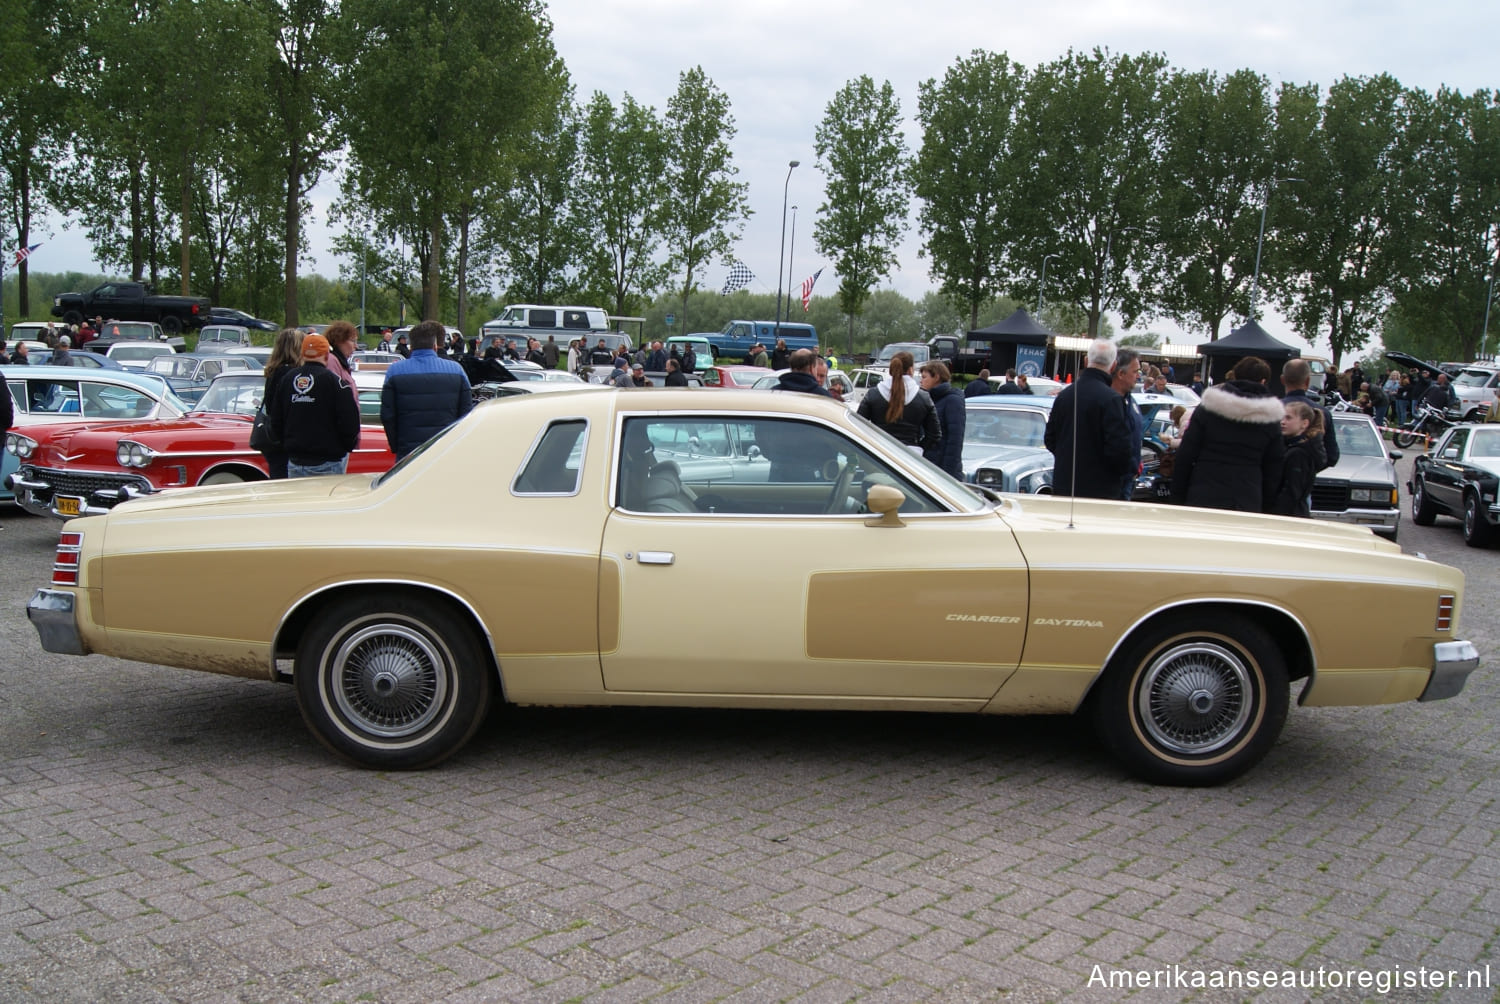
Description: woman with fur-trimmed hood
xmin=1169 ymin=355 xmax=1286 ymax=512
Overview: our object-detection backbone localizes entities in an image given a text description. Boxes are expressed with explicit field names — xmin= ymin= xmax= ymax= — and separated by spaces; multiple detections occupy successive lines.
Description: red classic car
xmin=701 ymin=365 xmax=775 ymax=389
xmin=8 ymin=372 xmax=395 ymax=519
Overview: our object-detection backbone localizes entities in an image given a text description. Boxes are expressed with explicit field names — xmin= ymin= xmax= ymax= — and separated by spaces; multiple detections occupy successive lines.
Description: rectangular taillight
xmin=52 ymin=531 xmax=82 ymax=587
xmin=1437 ymin=595 xmax=1455 ymax=632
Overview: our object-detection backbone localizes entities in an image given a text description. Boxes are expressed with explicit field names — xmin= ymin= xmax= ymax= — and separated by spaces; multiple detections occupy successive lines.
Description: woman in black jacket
xmin=857 ymin=351 xmax=940 ymax=457
xmin=1170 ymin=355 xmax=1286 ymax=512
xmin=919 ymin=360 xmax=965 ymax=478
xmin=258 ymin=327 xmax=303 ymax=479
xmin=1268 ymin=401 xmax=1327 ymax=517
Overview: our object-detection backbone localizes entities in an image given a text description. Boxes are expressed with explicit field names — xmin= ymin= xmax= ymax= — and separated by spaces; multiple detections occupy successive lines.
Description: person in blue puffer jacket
xmin=380 ymin=320 xmax=473 ymax=460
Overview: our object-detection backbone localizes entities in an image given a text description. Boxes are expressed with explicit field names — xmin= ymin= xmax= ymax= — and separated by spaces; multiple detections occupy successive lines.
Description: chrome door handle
xmin=636 ymin=551 xmax=675 ymax=565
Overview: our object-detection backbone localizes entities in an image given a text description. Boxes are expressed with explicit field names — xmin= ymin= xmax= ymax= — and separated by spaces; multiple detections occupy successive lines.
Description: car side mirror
xmin=1388 ymin=450 xmax=1403 ymax=460
xmin=865 ymin=484 xmax=906 ymax=527
xmin=747 ymin=445 xmax=762 ymax=461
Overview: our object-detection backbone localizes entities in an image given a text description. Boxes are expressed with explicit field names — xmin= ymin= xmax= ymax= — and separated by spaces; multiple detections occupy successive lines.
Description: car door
xmin=1426 ymin=428 xmax=1469 ymax=511
xmin=600 ymin=413 xmax=1030 ymax=701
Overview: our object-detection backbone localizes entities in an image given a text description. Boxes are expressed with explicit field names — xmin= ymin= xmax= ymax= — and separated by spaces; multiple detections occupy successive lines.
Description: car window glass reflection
xmin=514 ymin=420 xmax=586 ymax=495
xmin=617 ymin=416 xmax=943 ymax=516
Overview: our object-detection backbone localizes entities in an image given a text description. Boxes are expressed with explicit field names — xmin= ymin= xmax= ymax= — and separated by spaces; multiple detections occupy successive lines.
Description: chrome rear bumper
xmin=1420 ymin=640 xmax=1480 ymax=702
xmin=27 ymin=589 xmax=89 ymax=656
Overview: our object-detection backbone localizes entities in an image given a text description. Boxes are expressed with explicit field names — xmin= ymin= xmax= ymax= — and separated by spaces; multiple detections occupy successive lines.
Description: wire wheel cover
xmin=1136 ymin=641 xmax=1253 ymax=755
xmin=331 ymin=623 xmax=450 ymax=738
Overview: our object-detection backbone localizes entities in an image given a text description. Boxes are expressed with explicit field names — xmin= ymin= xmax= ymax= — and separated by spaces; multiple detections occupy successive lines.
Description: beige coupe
xmin=27 ymin=389 xmax=1479 ymax=785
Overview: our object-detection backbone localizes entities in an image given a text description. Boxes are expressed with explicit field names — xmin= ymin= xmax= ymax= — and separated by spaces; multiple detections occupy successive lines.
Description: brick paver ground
xmin=1 ymin=493 xmax=1495 ymax=1002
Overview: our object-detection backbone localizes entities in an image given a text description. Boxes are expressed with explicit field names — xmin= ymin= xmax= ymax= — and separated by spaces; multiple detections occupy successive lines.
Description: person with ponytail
xmin=1268 ymin=400 xmax=1327 ymax=517
xmin=856 ymin=350 xmax=940 ymax=457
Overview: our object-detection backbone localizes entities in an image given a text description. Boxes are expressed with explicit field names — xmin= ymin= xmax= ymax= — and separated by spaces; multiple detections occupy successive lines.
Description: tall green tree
xmin=256 ymin=0 xmax=347 ymax=325
xmin=913 ymin=50 xmax=1026 ymax=331
xmin=342 ymin=0 xmax=558 ymax=320
xmin=1390 ymin=86 xmax=1500 ymax=363
xmin=0 ymin=0 xmax=76 ymax=317
xmin=493 ymin=96 xmax=586 ymax=305
xmin=1276 ymin=74 xmax=1409 ymax=367
xmin=577 ymin=91 xmax=670 ymax=316
xmin=813 ymin=75 xmax=911 ymax=351
xmin=1008 ymin=49 xmax=1168 ymax=338
xmin=1146 ymin=68 xmax=1277 ymax=340
xmin=663 ymin=67 xmax=750 ymax=334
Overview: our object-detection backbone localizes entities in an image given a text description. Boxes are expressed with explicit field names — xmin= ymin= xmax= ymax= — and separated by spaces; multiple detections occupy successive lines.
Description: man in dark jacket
xmin=772 ymin=349 xmax=831 ymax=396
xmin=380 ymin=320 xmax=474 ymax=460
xmin=964 ymin=369 xmax=992 ymax=398
xmin=663 ymin=358 xmax=690 ymax=386
xmin=1172 ymin=355 xmax=1286 ymax=511
xmin=1280 ymin=359 xmax=1338 ymax=470
xmin=1110 ymin=348 xmax=1145 ymax=499
xmin=920 ymin=360 xmax=965 ymax=479
xmin=995 ymin=368 xmax=1023 ymax=395
xmin=1044 ymin=340 xmax=1135 ymax=498
xmin=267 ymin=334 xmax=361 ymax=477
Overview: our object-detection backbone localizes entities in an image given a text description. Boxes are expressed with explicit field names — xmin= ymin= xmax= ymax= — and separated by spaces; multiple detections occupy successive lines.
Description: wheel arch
xmin=272 ymin=580 xmax=503 ymax=694
xmin=1082 ymin=599 xmax=1314 ymax=707
xmin=197 ymin=462 xmax=267 ymax=484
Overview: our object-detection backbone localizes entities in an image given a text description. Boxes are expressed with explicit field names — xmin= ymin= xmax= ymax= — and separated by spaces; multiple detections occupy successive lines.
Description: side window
xmin=529 ymin=309 xmax=556 ymax=328
xmin=29 ymin=379 xmax=81 ymax=414
xmin=202 ymin=361 xmax=221 ymax=378
xmin=513 ymin=420 xmax=587 ymax=495
xmin=80 ymin=382 xmax=155 ymax=419
xmin=562 ymin=310 xmax=588 ymax=329
xmin=617 ymin=416 xmax=943 ymax=516
xmin=1441 ymin=429 xmax=1468 ymax=459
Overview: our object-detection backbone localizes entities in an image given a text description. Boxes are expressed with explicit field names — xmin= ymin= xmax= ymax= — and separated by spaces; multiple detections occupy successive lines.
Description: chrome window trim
xmin=511 ymin=417 xmax=590 ymax=498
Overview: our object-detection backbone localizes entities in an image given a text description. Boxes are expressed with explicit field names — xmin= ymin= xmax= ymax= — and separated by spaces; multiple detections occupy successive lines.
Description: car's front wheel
xmin=295 ymin=592 xmax=493 ymax=768
xmin=1411 ymin=476 xmax=1438 ymax=526
xmin=1462 ymin=493 xmax=1494 ymax=548
xmin=1091 ymin=613 xmax=1289 ymax=786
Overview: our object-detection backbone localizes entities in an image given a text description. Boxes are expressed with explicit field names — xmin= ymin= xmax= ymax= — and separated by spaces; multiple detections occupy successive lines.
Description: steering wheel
xmin=824 ymin=455 xmax=858 ymax=514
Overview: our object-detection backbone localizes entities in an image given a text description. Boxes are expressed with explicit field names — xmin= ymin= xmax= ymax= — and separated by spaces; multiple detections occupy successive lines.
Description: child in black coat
xmin=1269 ymin=401 xmax=1328 ymax=517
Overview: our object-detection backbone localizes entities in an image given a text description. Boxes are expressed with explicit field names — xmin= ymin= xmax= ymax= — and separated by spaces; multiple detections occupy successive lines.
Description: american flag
xmin=719 ymin=261 xmax=754 ymax=295
xmin=800 ymin=267 xmax=824 ymax=311
xmin=12 ymin=242 xmax=41 ymax=268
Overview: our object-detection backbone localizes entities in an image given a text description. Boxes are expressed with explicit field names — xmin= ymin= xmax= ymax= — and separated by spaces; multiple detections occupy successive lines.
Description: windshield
xmin=147 ymin=356 xmax=201 ymax=378
xmin=965 ymin=408 xmax=1046 ymax=448
xmin=103 ymin=323 xmax=156 ymax=340
xmin=1334 ymin=419 xmax=1386 ymax=458
xmin=1470 ymin=427 xmax=1500 ymax=459
xmin=192 ymin=375 xmax=262 ymax=416
xmin=110 ymin=344 xmax=170 ymax=361
xmin=1455 ymin=369 xmax=1495 ymax=388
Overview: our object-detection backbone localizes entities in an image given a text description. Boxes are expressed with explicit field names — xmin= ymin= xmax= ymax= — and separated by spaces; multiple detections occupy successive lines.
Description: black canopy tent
xmin=967 ymin=308 xmax=1053 ymax=375
xmin=1198 ymin=321 xmax=1301 ymax=395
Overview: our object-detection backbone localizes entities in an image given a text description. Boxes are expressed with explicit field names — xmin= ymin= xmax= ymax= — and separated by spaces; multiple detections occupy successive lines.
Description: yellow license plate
xmin=55 ymin=496 xmax=81 ymax=517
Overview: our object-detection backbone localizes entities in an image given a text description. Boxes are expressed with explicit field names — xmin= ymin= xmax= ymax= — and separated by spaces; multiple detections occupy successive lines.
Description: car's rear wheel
xmin=1410 ymin=476 xmax=1438 ymax=526
xmin=62 ymin=309 xmax=84 ymax=328
xmin=295 ymin=592 xmax=492 ymax=768
xmin=1462 ymin=493 xmax=1494 ymax=548
xmin=1091 ymin=613 xmax=1288 ymax=786
xmin=160 ymin=315 xmax=183 ymax=335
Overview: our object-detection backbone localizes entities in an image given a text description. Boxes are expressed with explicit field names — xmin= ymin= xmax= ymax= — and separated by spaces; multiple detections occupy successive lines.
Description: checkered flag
xmin=719 ymin=261 xmax=754 ymax=295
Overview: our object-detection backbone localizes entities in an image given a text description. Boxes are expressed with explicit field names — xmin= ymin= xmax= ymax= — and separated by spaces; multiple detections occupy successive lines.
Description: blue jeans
xmin=288 ymin=457 xmax=348 ymax=478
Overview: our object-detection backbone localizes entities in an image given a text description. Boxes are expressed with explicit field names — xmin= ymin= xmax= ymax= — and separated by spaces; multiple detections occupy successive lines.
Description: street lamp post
xmin=1037 ymin=253 xmax=1059 ymax=315
xmin=774 ymin=160 xmax=799 ymax=341
xmin=1482 ymin=267 xmax=1495 ymax=361
xmin=787 ymin=206 xmax=798 ymax=325
xmin=1248 ymin=176 xmax=1304 ymax=321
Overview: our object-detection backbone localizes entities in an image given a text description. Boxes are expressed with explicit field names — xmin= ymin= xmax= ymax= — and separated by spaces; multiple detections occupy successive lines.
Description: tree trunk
xmin=16 ymin=154 xmax=31 ymax=316
xmin=129 ymin=163 xmax=144 ymax=282
xmin=456 ymin=208 xmax=470 ymax=332
xmin=179 ymin=159 xmax=193 ymax=296
xmin=284 ymin=144 xmax=302 ymax=327
xmin=423 ymin=219 xmax=442 ymax=321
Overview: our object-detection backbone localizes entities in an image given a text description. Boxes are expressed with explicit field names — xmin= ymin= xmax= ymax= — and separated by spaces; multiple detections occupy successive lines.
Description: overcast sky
xmin=30 ymin=0 xmax=1499 ymax=351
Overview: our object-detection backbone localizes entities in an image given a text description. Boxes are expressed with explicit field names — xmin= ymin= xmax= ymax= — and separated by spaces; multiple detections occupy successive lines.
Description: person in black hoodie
xmin=772 ymin=349 xmax=831 ymax=396
xmin=267 ymin=334 xmax=360 ymax=478
xmin=856 ymin=351 xmax=939 ymax=457
xmin=919 ymin=360 xmax=965 ymax=478
xmin=258 ymin=327 xmax=303 ymax=479
xmin=1171 ymin=355 xmax=1286 ymax=512
xmin=1268 ymin=401 xmax=1327 ymax=517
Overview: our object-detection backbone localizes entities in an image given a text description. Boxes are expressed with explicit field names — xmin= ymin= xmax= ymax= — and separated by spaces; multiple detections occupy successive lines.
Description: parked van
xmin=482 ymin=304 xmax=609 ymax=337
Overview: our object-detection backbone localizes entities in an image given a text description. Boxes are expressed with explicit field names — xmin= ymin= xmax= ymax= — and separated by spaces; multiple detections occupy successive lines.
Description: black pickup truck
xmin=51 ymin=282 xmax=212 ymax=335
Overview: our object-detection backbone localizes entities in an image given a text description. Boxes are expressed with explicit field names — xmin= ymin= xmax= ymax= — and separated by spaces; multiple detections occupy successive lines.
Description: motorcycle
xmin=1392 ymin=402 xmax=1457 ymax=449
